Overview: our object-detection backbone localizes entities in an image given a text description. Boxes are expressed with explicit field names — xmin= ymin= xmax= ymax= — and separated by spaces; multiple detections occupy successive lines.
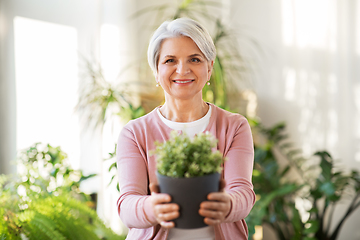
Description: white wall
xmin=0 ymin=0 xmax=17 ymax=174
xmin=227 ymin=0 xmax=360 ymax=239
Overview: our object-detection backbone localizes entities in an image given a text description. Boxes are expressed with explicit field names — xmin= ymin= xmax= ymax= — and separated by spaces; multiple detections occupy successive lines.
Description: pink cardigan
xmin=116 ymin=103 xmax=255 ymax=240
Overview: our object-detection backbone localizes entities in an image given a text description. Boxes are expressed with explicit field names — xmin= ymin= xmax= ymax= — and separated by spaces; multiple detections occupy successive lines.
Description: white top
xmin=156 ymin=104 xmax=215 ymax=240
xmin=156 ymin=104 xmax=212 ymax=137
xmin=167 ymin=227 xmax=215 ymax=240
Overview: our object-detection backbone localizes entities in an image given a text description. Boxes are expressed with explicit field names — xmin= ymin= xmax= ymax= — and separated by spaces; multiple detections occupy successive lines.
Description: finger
xmin=155 ymin=203 xmax=179 ymax=214
xmin=203 ymin=217 xmax=221 ymax=226
xmin=200 ymin=201 xmax=227 ymax=211
xmin=199 ymin=208 xmax=223 ymax=220
xmin=149 ymin=182 xmax=160 ymax=194
xmin=219 ymin=179 xmax=226 ymax=192
xmin=207 ymin=192 xmax=229 ymax=202
xmin=151 ymin=194 xmax=172 ymax=205
xmin=160 ymin=221 xmax=175 ymax=229
xmin=155 ymin=204 xmax=179 ymax=228
xmin=157 ymin=208 xmax=180 ymax=221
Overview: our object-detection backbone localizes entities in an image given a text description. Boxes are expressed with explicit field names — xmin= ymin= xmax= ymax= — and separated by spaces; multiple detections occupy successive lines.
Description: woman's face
xmin=156 ymin=36 xmax=213 ymax=102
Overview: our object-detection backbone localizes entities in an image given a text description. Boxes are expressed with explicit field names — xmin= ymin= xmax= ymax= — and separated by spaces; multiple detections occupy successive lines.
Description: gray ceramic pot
xmin=156 ymin=172 xmax=220 ymax=229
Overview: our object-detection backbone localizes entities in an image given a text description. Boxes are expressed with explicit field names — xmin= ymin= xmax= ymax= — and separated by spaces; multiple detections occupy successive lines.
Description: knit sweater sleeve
xmin=222 ymin=116 xmax=256 ymax=223
xmin=116 ymin=124 xmax=158 ymax=229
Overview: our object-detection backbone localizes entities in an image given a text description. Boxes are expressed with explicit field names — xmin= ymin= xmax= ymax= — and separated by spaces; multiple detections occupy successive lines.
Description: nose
xmin=176 ymin=61 xmax=190 ymax=75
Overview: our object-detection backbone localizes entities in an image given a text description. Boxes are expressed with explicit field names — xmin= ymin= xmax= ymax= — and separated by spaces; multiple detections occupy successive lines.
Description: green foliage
xmin=0 ymin=181 xmax=123 ymax=240
xmin=306 ymin=151 xmax=360 ymax=240
xmin=76 ymin=56 xmax=145 ymax=131
xmin=246 ymin=121 xmax=305 ymax=240
xmin=0 ymin=144 xmax=125 ymax=240
xmin=104 ymin=145 xmax=120 ymax=192
xmin=15 ymin=142 xmax=96 ymax=199
xmin=118 ymin=103 xmax=146 ymax=123
xmin=246 ymin=121 xmax=360 ymax=240
xmin=153 ymin=131 xmax=224 ymax=178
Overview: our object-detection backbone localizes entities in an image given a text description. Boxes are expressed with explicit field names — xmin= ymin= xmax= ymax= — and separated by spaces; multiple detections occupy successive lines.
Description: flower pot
xmin=156 ymin=172 xmax=220 ymax=229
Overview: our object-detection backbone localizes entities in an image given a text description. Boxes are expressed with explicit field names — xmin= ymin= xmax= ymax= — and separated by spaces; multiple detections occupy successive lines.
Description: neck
xmin=160 ymin=97 xmax=209 ymax=122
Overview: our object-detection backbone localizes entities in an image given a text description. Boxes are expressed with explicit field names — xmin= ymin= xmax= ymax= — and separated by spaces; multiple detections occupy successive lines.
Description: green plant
xmin=246 ymin=121 xmax=360 ymax=240
xmin=246 ymin=121 xmax=306 ymax=240
xmin=152 ymin=131 xmax=224 ymax=178
xmin=76 ymin=56 xmax=145 ymax=130
xmin=16 ymin=142 xmax=95 ymax=199
xmin=105 ymin=145 xmax=120 ymax=192
xmin=0 ymin=143 xmax=125 ymax=240
xmin=305 ymin=151 xmax=360 ymax=240
xmin=76 ymin=57 xmax=148 ymax=195
xmin=0 ymin=175 xmax=124 ymax=240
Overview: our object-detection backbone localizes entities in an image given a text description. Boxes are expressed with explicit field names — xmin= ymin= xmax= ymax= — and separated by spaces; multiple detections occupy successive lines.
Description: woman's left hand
xmin=198 ymin=179 xmax=231 ymax=225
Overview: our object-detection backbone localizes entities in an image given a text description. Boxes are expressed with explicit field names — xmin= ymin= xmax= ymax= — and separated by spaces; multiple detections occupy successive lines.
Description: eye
xmin=165 ymin=59 xmax=174 ymax=63
xmin=190 ymin=58 xmax=201 ymax=63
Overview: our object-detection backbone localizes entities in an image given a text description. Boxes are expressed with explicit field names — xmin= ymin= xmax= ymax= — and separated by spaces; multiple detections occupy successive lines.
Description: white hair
xmin=147 ymin=18 xmax=216 ymax=75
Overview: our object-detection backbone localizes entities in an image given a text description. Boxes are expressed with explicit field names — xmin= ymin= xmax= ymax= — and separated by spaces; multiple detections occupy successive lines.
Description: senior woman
xmin=116 ymin=18 xmax=255 ymax=240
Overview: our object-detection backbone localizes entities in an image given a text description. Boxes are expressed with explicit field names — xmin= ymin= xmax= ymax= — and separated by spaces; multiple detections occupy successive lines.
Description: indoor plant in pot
xmin=153 ymin=131 xmax=225 ymax=229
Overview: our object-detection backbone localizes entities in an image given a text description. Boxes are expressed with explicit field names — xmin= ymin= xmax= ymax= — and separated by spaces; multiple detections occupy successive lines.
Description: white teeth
xmin=174 ymin=80 xmax=192 ymax=83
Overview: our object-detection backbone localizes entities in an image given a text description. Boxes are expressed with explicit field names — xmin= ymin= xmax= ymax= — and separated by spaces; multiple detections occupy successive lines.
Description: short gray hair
xmin=147 ymin=18 xmax=216 ymax=75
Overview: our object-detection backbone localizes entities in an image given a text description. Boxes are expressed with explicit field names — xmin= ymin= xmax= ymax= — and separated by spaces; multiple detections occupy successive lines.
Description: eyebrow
xmin=189 ymin=54 xmax=204 ymax=58
xmin=163 ymin=55 xmax=176 ymax=59
xmin=162 ymin=53 xmax=205 ymax=59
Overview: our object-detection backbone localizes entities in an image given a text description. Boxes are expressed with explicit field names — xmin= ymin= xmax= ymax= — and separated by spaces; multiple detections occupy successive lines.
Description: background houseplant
xmin=0 ymin=185 xmax=124 ymax=240
xmin=0 ymin=143 xmax=125 ymax=240
xmin=246 ymin=121 xmax=360 ymax=240
xmin=15 ymin=142 xmax=96 ymax=200
xmin=76 ymin=56 xmax=146 ymax=131
xmin=152 ymin=131 xmax=225 ymax=228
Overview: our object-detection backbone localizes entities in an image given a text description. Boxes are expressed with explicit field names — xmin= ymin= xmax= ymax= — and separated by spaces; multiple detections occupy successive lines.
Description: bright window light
xmin=281 ymin=0 xmax=294 ymax=46
xmin=282 ymin=0 xmax=337 ymax=51
xmin=14 ymin=16 xmax=80 ymax=169
xmin=100 ymin=23 xmax=123 ymax=158
xmin=100 ymin=24 xmax=120 ymax=83
xmin=283 ymin=67 xmax=296 ymax=101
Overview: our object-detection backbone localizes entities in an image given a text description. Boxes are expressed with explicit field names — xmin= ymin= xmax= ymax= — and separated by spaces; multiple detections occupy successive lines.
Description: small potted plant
xmin=153 ymin=131 xmax=225 ymax=229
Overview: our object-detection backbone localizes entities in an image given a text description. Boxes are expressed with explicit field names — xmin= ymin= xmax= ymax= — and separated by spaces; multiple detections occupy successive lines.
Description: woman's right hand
xmin=149 ymin=183 xmax=179 ymax=228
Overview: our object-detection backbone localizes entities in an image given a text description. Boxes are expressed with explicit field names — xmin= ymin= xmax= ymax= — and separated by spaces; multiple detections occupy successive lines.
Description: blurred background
xmin=1 ymin=0 xmax=359 ymax=239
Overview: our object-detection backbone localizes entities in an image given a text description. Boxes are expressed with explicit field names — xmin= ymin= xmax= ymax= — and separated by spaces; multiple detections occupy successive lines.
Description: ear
xmin=208 ymin=60 xmax=214 ymax=78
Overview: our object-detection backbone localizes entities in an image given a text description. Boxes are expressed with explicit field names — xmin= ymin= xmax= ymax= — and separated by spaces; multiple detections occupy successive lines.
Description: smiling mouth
xmin=173 ymin=80 xmax=194 ymax=83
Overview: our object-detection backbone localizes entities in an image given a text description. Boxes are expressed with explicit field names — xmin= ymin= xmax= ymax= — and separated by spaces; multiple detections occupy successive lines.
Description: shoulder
xmin=118 ymin=108 xmax=159 ymax=140
xmin=123 ymin=108 xmax=159 ymax=131
xmin=210 ymin=103 xmax=249 ymax=127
